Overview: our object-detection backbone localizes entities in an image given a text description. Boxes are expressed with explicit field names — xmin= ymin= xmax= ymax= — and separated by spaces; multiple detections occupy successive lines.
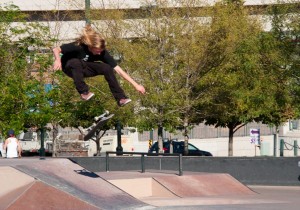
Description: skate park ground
xmin=0 ymin=157 xmax=300 ymax=210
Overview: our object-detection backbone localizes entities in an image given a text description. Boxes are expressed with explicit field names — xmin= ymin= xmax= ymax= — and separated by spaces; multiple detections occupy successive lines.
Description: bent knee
xmin=101 ymin=63 xmax=114 ymax=74
xmin=65 ymin=58 xmax=83 ymax=69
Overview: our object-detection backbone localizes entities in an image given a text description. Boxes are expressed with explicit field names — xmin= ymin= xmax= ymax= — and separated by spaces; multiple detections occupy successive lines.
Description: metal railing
xmin=280 ymin=139 xmax=299 ymax=157
xmin=105 ymin=151 xmax=183 ymax=176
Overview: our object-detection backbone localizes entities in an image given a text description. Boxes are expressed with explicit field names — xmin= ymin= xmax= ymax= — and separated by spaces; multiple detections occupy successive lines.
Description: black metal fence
xmin=105 ymin=151 xmax=183 ymax=176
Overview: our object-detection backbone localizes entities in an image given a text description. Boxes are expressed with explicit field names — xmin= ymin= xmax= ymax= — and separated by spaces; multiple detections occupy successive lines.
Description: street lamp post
xmin=116 ymin=121 xmax=123 ymax=155
xmin=85 ymin=0 xmax=91 ymax=25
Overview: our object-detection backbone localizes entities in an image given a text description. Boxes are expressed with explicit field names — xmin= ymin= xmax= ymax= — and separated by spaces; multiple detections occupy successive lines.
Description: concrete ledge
xmin=108 ymin=178 xmax=177 ymax=198
xmin=69 ymin=156 xmax=300 ymax=186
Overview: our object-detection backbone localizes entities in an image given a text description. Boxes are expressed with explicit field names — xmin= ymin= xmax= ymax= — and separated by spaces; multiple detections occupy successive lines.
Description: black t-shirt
xmin=60 ymin=42 xmax=117 ymax=69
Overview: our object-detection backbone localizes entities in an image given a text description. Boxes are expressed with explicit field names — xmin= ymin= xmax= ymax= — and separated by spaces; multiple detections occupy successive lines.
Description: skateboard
xmin=84 ymin=112 xmax=114 ymax=141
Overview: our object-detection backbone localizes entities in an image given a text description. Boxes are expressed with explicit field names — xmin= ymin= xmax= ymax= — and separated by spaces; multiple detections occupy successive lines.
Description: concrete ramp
xmin=0 ymin=167 xmax=35 ymax=210
xmin=0 ymin=166 xmax=100 ymax=210
xmin=153 ymin=173 xmax=255 ymax=197
xmin=11 ymin=159 xmax=149 ymax=210
xmin=6 ymin=181 xmax=100 ymax=210
xmin=106 ymin=173 xmax=254 ymax=200
xmin=1 ymin=158 xmax=286 ymax=209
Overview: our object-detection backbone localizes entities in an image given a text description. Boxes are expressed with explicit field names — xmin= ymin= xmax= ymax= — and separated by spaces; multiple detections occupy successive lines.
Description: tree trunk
xmin=52 ymin=123 xmax=59 ymax=157
xmin=183 ymin=120 xmax=189 ymax=155
xmin=169 ymin=139 xmax=173 ymax=153
xmin=158 ymin=125 xmax=163 ymax=153
xmin=95 ymin=130 xmax=103 ymax=156
xmin=228 ymin=127 xmax=234 ymax=156
xmin=96 ymin=140 xmax=101 ymax=156
xmin=184 ymin=135 xmax=188 ymax=155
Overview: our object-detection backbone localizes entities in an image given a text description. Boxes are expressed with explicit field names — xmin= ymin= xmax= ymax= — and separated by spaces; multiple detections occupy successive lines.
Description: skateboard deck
xmin=84 ymin=114 xmax=114 ymax=141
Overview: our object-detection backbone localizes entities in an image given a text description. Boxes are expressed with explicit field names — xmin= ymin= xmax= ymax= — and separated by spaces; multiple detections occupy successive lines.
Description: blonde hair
xmin=76 ymin=25 xmax=106 ymax=49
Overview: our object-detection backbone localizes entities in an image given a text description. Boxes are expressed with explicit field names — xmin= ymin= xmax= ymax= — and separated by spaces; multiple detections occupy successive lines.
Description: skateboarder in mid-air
xmin=52 ymin=25 xmax=145 ymax=106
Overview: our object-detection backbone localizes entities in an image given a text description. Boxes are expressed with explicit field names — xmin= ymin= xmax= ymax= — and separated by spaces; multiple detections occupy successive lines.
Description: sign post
xmin=250 ymin=128 xmax=260 ymax=156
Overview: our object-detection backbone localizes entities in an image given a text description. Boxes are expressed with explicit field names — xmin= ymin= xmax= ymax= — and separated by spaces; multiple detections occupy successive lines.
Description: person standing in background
xmin=3 ymin=129 xmax=22 ymax=158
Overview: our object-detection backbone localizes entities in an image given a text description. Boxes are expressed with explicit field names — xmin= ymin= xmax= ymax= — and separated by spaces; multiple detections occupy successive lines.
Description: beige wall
xmin=2 ymin=0 xmax=298 ymax=11
xmin=186 ymin=135 xmax=298 ymax=157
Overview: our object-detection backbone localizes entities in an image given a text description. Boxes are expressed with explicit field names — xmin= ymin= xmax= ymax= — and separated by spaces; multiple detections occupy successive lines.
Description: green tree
xmin=0 ymin=3 xmax=70 ymax=155
xmin=194 ymin=0 xmax=294 ymax=156
xmin=37 ymin=1 xmax=139 ymax=156
xmin=269 ymin=1 xmax=300 ymax=121
xmin=0 ymin=4 xmax=47 ymax=135
xmin=103 ymin=0 xmax=211 ymax=153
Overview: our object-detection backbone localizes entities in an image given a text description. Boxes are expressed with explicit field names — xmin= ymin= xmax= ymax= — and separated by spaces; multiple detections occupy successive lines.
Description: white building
xmin=2 ymin=0 xmax=295 ymax=42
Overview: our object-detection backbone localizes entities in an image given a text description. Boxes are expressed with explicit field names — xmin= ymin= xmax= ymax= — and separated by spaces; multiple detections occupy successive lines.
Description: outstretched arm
xmin=52 ymin=46 xmax=62 ymax=70
xmin=114 ymin=65 xmax=146 ymax=94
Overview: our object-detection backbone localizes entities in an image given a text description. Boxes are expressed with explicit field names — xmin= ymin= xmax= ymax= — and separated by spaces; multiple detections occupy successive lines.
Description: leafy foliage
xmin=1 ymin=1 xmax=299 ymax=157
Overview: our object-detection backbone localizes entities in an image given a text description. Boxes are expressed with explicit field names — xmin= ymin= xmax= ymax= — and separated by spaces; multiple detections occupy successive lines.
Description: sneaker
xmin=118 ymin=98 xmax=132 ymax=107
xmin=80 ymin=92 xmax=94 ymax=101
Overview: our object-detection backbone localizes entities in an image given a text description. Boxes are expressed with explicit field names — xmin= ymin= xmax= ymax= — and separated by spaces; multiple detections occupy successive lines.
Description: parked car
xmin=17 ymin=131 xmax=52 ymax=154
xmin=148 ymin=140 xmax=212 ymax=156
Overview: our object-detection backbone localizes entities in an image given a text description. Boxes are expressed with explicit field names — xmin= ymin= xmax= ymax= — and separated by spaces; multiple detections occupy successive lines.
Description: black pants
xmin=63 ymin=59 xmax=127 ymax=101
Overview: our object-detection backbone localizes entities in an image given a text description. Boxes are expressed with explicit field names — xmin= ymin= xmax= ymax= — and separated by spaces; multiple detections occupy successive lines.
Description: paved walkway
xmin=0 ymin=157 xmax=299 ymax=210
